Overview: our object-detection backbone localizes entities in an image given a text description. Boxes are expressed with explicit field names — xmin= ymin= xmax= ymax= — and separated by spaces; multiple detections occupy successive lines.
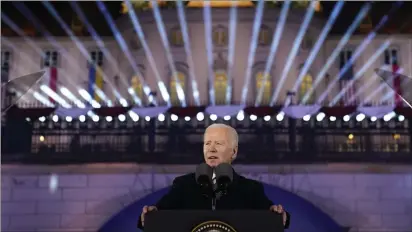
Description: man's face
xmin=203 ymin=127 xmax=237 ymax=167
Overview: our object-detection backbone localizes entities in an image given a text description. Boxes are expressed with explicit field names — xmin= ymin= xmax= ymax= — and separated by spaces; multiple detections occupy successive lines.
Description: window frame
xmin=339 ymin=47 xmax=354 ymax=68
xmin=41 ymin=49 xmax=60 ymax=68
xmin=383 ymin=46 xmax=400 ymax=65
xmin=212 ymin=25 xmax=228 ymax=47
xmin=169 ymin=26 xmax=184 ymax=47
xmin=213 ymin=69 xmax=229 ymax=105
xmin=258 ymin=25 xmax=272 ymax=47
xmin=89 ymin=49 xmax=104 ymax=67
xmin=168 ymin=63 xmax=188 ymax=106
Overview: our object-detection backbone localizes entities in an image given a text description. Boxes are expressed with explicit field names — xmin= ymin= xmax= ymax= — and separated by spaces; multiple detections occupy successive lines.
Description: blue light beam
xmin=286 ymin=1 xmax=344 ymax=106
xmin=255 ymin=0 xmax=291 ymax=106
xmin=270 ymin=1 xmax=318 ymax=106
xmin=240 ymin=0 xmax=265 ymax=105
xmin=316 ymin=2 xmax=402 ymax=105
xmin=301 ymin=3 xmax=372 ymax=104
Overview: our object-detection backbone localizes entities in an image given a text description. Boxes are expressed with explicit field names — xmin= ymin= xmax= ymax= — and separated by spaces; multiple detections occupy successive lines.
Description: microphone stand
xmin=212 ymin=181 xmax=229 ymax=211
xmin=212 ymin=194 xmax=217 ymax=211
xmin=211 ymin=181 xmax=217 ymax=211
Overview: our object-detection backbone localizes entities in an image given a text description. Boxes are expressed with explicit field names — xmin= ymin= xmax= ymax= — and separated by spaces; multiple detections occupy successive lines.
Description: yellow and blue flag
xmin=88 ymin=64 xmax=103 ymax=102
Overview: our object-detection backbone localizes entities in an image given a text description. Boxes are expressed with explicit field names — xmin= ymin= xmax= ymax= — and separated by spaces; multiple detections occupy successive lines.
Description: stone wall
xmin=1 ymin=164 xmax=411 ymax=232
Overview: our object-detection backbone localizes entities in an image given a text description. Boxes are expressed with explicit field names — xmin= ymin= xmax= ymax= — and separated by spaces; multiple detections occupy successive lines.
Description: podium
xmin=144 ymin=210 xmax=284 ymax=232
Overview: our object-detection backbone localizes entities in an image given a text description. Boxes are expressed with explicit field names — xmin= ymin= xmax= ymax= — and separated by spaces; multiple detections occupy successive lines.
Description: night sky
xmin=1 ymin=1 xmax=412 ymax=36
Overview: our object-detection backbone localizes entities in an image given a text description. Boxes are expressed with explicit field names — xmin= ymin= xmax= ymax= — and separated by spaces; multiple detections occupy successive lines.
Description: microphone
xmin=214 ymin=163 xmax=233 ymax=194
xmin=195 ymin=163 xmax=213 ymax=190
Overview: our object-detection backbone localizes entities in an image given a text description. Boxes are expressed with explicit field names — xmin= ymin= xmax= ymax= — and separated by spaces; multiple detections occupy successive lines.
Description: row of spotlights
xmin=37 ymin=114 xmax=131 ymax=123
xmin=33 ymin=112 xmax=405 ymax=123
xmin=34 ymin=113 xmax=270 ymax=123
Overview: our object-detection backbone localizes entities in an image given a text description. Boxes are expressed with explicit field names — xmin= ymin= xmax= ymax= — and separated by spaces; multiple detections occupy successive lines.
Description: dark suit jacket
xmin=138 ymin=171 xmax=290 ymax=230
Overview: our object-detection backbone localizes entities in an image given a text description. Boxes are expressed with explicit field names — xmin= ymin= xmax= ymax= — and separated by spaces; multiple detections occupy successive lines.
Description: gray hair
xmin=205 ymin=123 xmax=239 ymax=148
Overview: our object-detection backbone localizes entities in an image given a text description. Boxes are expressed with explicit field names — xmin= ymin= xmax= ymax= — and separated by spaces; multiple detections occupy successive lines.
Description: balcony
xmin=2 ymin=109 xmax=412 ymax=165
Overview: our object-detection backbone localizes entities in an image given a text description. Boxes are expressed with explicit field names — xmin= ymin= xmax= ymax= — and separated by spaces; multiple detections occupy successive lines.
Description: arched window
xmin=169 ymin=27 xmax=184 ymax=47
xmin=212 ymin=26 xmax=228 ymax=47
xmin=255 ymin=72 xmax=272 ymax=105
xmin=299 ymin=74 xmax=313 ymax=103
xmin=214 ymin=70 xmax=228 ymax=105
xmin=170 ymin=72 xmax=186 ymax=106
xmin=131 ymin=76 xmax=144 ymax=100
xmin=258 ymin=25 xmax=272 ymax=46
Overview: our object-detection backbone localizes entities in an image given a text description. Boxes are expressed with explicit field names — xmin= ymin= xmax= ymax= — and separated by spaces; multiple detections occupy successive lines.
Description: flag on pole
xmin=383 ymin=48 xmax=402 ymax=105
xmin=339 ymin=50 xmax=357 ymax=106
xmin=43 ymin=67 xmax=58 ymax=103
xmin=88 ymin=64 xmax=103 ymax=102
xmin=131 ymin=75 xmax=143 ymax=99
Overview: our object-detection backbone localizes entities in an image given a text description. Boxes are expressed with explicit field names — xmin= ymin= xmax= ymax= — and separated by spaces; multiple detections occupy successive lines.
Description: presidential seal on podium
xmin=192 ymin=220 xmax=237 ymax=232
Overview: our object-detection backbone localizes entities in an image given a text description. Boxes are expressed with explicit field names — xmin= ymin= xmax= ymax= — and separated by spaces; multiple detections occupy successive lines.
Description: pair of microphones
xmin=195 ymin=163 xmax=233 ymax=199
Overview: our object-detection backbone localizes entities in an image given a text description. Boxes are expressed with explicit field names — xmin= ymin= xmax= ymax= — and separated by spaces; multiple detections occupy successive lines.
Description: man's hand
xmin=140 ymin=205 xmax=157 ymax=227
xmin=270 ymin=205 xmax=287 ymax=226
